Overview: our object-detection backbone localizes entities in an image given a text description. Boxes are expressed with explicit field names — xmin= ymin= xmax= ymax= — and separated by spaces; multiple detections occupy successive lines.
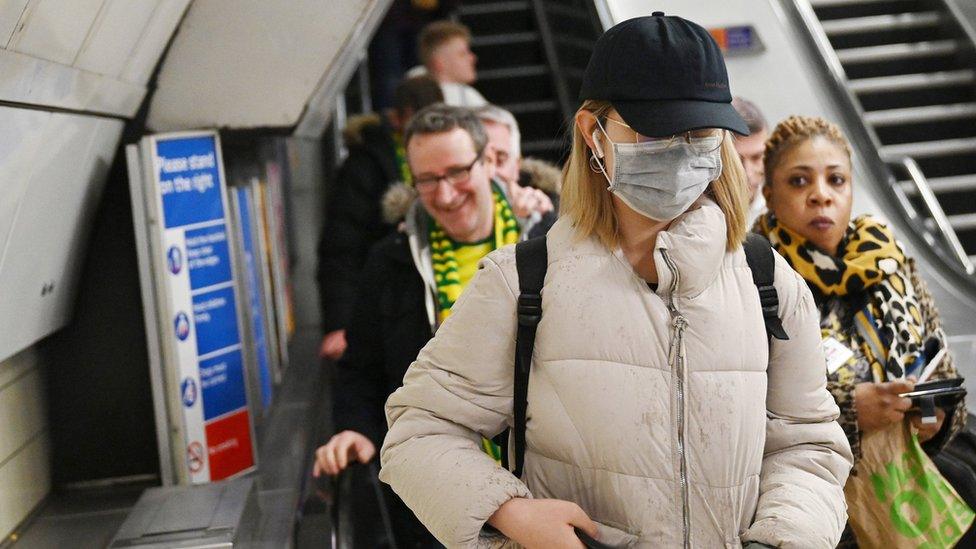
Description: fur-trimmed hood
xmin=380 ymin=157 xmax=562 ymax=224
xmin=519 ymin=157 xmax=561 ymax=195
xmin=342 ymin=113 xmax=383 ymax=147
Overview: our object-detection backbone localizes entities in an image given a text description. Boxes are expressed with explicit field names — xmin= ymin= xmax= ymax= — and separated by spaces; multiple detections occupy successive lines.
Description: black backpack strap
xmin=504 ymin=235 xmax=548 ymax=478
xmin=743 ymin=234 xmax=789 ymax=341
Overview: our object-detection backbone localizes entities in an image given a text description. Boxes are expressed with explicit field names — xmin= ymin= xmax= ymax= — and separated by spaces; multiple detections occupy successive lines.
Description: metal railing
xmin=529 ymin=0 xmax=575 ymax=122
xmin=889 ymin=156 xmax=976 ymax=274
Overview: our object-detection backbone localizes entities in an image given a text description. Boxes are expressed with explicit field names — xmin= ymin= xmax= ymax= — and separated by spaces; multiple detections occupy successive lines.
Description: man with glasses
xmin=312 ymin=104 xmax=554 ymax=547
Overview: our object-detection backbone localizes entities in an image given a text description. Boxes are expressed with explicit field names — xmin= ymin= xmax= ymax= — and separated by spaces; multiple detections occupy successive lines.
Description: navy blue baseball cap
xmin=579 ymin=12 xmax=749 ymax=137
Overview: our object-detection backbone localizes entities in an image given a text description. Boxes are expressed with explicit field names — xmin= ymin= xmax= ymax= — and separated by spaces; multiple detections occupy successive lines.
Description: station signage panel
xmin=709 ymin=25 xmax=764 ymax=56
xmin=233 ymin=186 xmax=274 ymax=411
xmin=130 ymin=132 xmax=256 ymax=484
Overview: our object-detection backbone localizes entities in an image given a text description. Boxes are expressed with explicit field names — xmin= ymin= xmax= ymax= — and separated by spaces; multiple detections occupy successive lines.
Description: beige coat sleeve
xmin=742 ymin=255 xmax=854 ymax=549
xmin=379 ymin=253 xmax=530 ymax=547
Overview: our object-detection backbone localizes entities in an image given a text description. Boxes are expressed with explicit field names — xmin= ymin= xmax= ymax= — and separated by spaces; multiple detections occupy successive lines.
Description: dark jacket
xmin=316 ymin=115 xmax=401 ymax=333
xmin=334 ymin=196 xmax=556 ymax=450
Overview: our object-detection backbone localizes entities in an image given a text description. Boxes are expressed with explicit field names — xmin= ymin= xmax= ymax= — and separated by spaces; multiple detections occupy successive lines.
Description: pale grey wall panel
xmin=0 ymin=347 xmax=49 ymax=540
xmin=0 ymin=0 xmax=30 ymax=48
xmin=0 ymin=111 xmax=123 ymax=362
xmin=147 ymin=0 xmax=384 ymax=131
xmin=118 ymin=0 xmax=191 ymax=85
xmin=0 ymin=107 xmax=51 ymax=269
xmin=7 ymin=0 xmax=106 ymax=65
xmin=74 ymin=0 xmax=157 ymax=78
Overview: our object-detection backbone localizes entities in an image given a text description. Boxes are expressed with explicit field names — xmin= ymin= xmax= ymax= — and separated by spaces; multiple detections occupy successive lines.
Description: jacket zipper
xmin=661 ymin=248 xmax=691 ymax=549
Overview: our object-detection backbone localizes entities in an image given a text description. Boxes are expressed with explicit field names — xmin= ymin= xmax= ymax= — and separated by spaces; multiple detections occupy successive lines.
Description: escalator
xmin=458 ymin=0 xmax=604 ymax=163
xmin=804 ymin=0 xmax=976 ymax=274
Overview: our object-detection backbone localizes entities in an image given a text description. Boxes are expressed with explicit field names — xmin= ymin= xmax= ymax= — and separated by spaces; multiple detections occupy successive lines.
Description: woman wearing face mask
xmin=379 ymin=14 xmax=852 ymax=548
xmin=756 ymin=115 xmax=969 ymax=547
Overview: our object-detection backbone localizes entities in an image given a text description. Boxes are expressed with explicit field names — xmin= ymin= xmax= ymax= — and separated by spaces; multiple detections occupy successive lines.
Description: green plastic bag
xmin=845 ymin=422 xmax=975 ymax=548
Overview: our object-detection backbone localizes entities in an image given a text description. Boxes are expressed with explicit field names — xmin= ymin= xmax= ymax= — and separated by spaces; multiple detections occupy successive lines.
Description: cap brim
xmin=612 ymin=98 xmax=750 ymax=137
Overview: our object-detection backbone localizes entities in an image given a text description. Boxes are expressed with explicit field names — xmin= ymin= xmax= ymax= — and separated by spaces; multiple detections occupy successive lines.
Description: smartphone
xmin=899 ymin=378 xmax=964 ymax=398
xmin=899 ymin=378 xmax=966 ymax=410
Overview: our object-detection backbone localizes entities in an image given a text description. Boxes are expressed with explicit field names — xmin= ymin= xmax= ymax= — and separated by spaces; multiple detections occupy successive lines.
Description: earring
xmin=589 ymin=153 xmax=603 ymax=173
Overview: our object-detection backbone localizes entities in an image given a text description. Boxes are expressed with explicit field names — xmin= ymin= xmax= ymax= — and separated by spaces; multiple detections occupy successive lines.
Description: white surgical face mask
xmin=592 ymin=119 xmax=723 ymax=221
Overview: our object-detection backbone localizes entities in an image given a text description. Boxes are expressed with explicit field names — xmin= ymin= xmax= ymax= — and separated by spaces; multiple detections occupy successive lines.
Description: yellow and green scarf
xmin=393 ymin=132 xmax=411 ymax=185
xmin=758 ymin=213 xmax=926 ymax=382
xmin=429 ymin=183 xmax=520 ymax=323
xmin=428 ymin=184 xmax=519 ymax=465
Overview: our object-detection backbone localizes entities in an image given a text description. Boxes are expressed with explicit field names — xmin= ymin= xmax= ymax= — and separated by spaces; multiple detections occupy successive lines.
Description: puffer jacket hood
xmin=380 ymin=198 xmax=853 ymax=548
xmin=380 ymin=157 xmax=562 ymax=225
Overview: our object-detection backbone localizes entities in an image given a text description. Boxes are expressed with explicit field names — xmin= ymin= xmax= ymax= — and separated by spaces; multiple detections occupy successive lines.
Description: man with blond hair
xmin=410 ymin=20 xmax=487 ymax=107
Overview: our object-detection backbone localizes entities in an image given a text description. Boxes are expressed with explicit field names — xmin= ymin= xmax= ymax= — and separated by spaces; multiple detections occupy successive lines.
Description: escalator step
xmin=865 ymin=103 xmax=976 ymax=126
xmin=812 ymin=0 xmax=908 ymax=5
xmin=471 ymin=32 xmax=540 ymax=48
xmin=458 ymin=1 xmax=530 ymax=16
xmin=502 ymin=100 xmax=560 ymax=114
xmin=821 ymin=11 xmax=940 ymax=35
xmin=849 ymin=70 xmax=976 ymax=93
xmin=899 ymin=174 xmax=976 ymax=195
xmin=948 ymin=213 xmax=976 ymax=232
xmin=546 ymin=3 xmax=593 ymax=22
xmin=836 ymin=40 xmax=959 ymax=64
xmin=881 ymin=137 xmax=976 ymax=159
xmin=522 ymin=138 xmax=568 ymax=153
xmin=478 ymin=65 xmax=549 ymax=81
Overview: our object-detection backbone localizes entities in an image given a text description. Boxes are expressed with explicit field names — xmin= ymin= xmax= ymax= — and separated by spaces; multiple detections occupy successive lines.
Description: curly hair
xmin=763 ymin=115 xmax=852 ymax=186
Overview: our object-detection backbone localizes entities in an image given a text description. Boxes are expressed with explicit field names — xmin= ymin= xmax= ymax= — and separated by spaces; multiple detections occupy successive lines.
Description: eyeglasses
xmin=603 ymin=117 xmax=725 ymax=154
xmin=412 ymin=151 xmax=483 ymax=192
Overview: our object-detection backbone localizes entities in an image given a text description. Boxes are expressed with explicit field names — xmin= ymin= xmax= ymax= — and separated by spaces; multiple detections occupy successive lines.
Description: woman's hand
xmin=854 ymin=380 xmax=914 ymax=433
xmin=508 ymin=184 xmax=554 ymax=219
xmin=488 ymin=498 xmax=597 ymax=548
xmin=312 ymin=430 xmax=376 ymax=477
xmin=910 ymin=407 xmax=946 ymax=443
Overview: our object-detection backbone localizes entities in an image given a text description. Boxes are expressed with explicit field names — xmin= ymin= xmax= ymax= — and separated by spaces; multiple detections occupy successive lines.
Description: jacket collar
xmin=549 ymin=197 xmax=728 ymax=299
xmin=404 ymin=201 xmax=438 ymax=332
xmin=654 ymin=197 xmax=728 ymax=299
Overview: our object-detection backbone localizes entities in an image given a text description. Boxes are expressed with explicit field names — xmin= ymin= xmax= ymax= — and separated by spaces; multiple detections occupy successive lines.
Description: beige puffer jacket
xmin=380 ymin=199 xmax=853 ymax=548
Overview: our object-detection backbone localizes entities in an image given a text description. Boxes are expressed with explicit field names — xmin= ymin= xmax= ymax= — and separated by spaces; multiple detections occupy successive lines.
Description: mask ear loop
xmin=589 ymin=118 xmax=613 ymax=187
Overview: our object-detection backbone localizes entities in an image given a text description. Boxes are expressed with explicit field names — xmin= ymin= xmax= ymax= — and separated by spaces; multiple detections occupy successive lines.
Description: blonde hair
xmin=763 ymin=115 xmax=852 ymax=186
xmin=419 ymin=21 xmax=471 ymax=66
xmin=560 ymin=100 xmax=750 ymax=251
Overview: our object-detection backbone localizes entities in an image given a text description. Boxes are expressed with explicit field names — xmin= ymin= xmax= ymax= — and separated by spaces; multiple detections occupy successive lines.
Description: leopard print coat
xmin=829 ymin=257 xmax=966 ymax=469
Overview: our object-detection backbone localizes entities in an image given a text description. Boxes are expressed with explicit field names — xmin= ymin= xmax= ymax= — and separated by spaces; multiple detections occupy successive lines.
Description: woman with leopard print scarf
xmin=756 ymin=115 xmax=968 ymax=547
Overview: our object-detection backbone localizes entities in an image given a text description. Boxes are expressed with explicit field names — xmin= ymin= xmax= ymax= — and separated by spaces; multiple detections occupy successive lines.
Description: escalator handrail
xmin=323 ymin=462 xmax=398 ymax=549
xmin=889 ymin=156 xmax=976 ymax=275
xmin=780 ymin=0 xmax=976 ymax=290
xmin=590 ymin=0 xmax=614 ymax=32
xmin=530 ymin=0 xmax=575 ymax=122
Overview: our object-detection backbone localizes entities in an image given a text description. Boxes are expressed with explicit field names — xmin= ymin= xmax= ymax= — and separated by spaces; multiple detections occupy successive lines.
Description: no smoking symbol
xmin=187 ymin=441 xmax=205 ymax=473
